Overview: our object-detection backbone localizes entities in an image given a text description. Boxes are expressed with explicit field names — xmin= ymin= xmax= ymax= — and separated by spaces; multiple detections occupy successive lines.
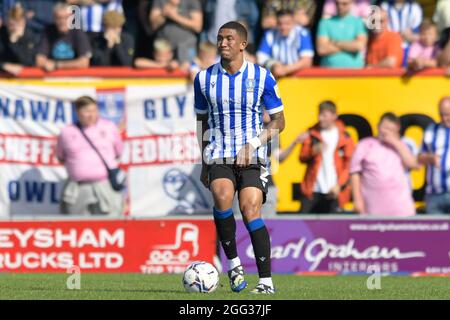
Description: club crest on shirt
xmin=245 ymin=78 xmax=255 ymax=92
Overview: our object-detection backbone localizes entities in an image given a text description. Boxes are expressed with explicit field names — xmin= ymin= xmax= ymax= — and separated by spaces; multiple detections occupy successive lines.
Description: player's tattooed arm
xmin=235 ymin=111 xmax=285 ymax=168
xmin=258 ymin=111 xmax=285 ymax=145
xmin=197 ymin=113 xmax=210 ymax=187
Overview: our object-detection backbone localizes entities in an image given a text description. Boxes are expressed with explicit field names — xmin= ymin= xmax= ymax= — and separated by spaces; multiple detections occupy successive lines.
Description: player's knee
xmin=212 ymin=189 xmax=234 ymax=210
xmin=240 ymin=202 xmax=261 ymax=221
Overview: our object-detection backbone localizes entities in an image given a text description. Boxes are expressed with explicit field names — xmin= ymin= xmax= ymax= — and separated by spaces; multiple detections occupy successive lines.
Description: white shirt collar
xmin=220 ymin=59 xmax=248 ymax=76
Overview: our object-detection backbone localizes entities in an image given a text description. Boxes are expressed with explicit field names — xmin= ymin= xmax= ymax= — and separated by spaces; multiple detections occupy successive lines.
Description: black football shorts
xmin=207 ymin=158 xmax=269 ymax=203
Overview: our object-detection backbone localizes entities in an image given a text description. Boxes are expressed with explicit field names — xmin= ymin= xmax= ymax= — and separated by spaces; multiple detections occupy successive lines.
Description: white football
xmin=182 ymin=261 xmax=219 ymax=293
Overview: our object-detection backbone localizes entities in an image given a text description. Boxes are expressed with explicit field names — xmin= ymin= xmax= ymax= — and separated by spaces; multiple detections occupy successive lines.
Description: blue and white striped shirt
xmin=257 ymin=25 xmax=314 ymax=66
xmin=381 ymin=1 xmax=423 ymax=47
xmin=81 ymin=0 xmax=123 ymax=33
xmin=421 ymin=123 xmax=450 ymax=194
xmin=194 ymin=60 xmax=284 ymax=164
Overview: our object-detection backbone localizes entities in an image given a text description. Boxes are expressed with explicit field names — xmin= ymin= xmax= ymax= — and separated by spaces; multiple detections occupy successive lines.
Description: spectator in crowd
xmin=350 ymin=112 xmax=418 ymax=216
xmin=134 ymin=38 xmax=180 ymax=70
xmin=36 ymin=2 xmax=91 ymax=72
xmin=90 ymin=10 xmax=134 ymax=66
xmin=381 ymin=0 xmax=423 ymax=66
xmin=322 ymin=0 xmax=372 ymax=20
xmin=438 ymin=27 xmax=450 ymax=69
xmin=261 ymin=0 xmax=316 ymax=29
xmin=0 ymin=1 xmax=59 ymax=33
xmin=0 ymin=4 xmax=40 ymax=75
xmin=257 ymin=9 xmax=314 ymax=78
xmin=299 ymin=101 xmax=354 ymax=213
xmin=366 ymin=8 xmax=403 ymax=68
xmin=67 ymin=0 xmax=124 ymax=35
xmin=317 ymin=0 xmax=368 ymax=68
xmin=0 ymin=0 xmax=14 ymax=27
xmin=189 ymin=41 xmax=218 ymax=81
xmin=202 ymin=0 xmax=259 ymax=47
xmin=433 ymin=0 xmax=450 ymax=33
xmin=135 ymin=0 xmax=155 ymax=58
xmin=56 ymin=96 xmax=124 ymax=216
xmin=150 ymin=0 xmax=202 ymax=64
xmin=418 ymin=97 xmax=450 ymax=214
xmin=407 ymin=20 xmax=439 ymax=71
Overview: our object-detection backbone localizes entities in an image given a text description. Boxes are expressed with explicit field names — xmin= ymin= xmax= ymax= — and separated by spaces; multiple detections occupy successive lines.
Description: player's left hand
xmin=235 ymin=144 xmax=255 ymax=168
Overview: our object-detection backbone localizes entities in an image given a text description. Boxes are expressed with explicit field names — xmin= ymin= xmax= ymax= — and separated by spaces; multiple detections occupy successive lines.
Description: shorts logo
xmin=245 ymin=79 xmax=255 ymax=92
xmin=260 ymin=166 xmax=269 ymax=188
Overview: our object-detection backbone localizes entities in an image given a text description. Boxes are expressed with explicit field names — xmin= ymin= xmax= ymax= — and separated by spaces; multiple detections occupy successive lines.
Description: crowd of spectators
xmin=0 ymin=0 xmax=448 ymax=76
xmin=288 ymin=97 xmax=449 ymax=217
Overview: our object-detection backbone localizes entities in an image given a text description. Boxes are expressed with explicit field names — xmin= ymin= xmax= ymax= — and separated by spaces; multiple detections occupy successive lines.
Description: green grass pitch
xmin=0 ymin=273 xmax=449 ymax=300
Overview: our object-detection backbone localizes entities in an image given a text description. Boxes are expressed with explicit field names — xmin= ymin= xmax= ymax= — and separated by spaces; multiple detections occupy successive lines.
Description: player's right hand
xmin=235 ymin=144 xmax=255 ymax=168
xmin=200 ymin=165 xmax=209 ymax=188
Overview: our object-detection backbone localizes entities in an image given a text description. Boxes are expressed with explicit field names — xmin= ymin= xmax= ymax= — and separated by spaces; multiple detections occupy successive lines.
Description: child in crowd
xmin=134 ymin=38 xmax=181 ymax=71
xmin=189 ymin=41 xmax=219 ymax=81
xmin=408 ymin=20 xmax=439 ymax=71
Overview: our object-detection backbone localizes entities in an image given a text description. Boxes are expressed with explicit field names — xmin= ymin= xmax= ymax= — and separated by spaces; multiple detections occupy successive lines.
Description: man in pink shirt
xmin=56 ymin=96 xmax=124 ymax=215
xmin=350 ymin=113 xmax=418 ymax=216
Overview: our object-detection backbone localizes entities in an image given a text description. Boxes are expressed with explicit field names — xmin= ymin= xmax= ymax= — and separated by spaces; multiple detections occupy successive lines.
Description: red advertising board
xmin=0 ymin=219 xmax=217 ymax=273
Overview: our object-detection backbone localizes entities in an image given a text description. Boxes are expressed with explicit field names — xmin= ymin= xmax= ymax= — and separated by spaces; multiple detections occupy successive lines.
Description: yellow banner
xmin=275 ymin=75 xmax=450 ymax=212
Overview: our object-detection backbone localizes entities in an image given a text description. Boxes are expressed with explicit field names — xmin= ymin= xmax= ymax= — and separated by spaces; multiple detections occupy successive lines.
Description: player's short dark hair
xmin=319 ymin=100 xmax=337 ymax=114
xmin=380 ymin=112 xmax=401 ymax=126
xmin=276 ymin=9 xmax=294 ymax=18
xmin=75 ymin=96 xmax=97 ymax=110
xmin=219 ymin=21 xmax=248 ymax=41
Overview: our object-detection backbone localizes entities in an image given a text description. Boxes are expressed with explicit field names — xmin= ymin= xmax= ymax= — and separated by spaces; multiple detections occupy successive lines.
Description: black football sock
xmin=246 ymin=218 xmax=271 ymax=278
xmin=213 ymin=207 xmax=238 ymax=261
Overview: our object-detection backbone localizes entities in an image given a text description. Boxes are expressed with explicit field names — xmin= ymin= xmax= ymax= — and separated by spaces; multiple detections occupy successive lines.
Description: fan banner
xmin=0 ymin=82 xmax=212 ymax=217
